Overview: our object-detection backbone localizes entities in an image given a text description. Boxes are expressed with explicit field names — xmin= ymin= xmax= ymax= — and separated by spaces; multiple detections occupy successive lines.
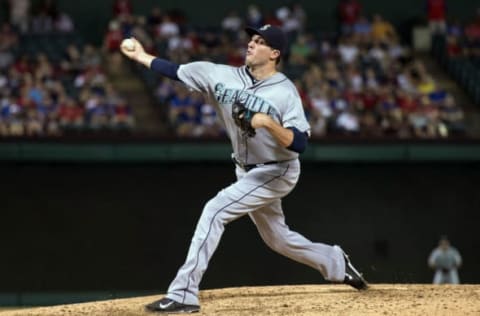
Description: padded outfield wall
xmin=1 ymin=140 xmax=479 ymax=306
xmin=1 ymin=161 xmax=479 ymax=301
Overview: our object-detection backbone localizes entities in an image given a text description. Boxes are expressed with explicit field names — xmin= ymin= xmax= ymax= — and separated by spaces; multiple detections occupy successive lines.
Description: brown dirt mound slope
xmin=1 ymin=284 xmax=479 ymax=316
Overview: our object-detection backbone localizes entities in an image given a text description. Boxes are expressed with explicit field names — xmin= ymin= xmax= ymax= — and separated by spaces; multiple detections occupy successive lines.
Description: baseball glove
xmin=232 ymin=101 xmax=256 ymax=137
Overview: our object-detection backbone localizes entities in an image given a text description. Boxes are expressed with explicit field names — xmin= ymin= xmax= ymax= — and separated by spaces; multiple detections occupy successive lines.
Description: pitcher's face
xmin=245 ymin=34 xmax=279 ymax=67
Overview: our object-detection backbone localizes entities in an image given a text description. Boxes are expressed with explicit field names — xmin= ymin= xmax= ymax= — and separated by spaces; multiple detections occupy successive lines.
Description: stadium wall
xmin=0 ymin=162 xmax=479 ymax=306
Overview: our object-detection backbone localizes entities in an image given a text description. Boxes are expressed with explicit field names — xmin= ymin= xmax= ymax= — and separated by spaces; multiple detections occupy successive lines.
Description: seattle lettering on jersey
xmin=214 ymin=83 xmax=280 ymax=118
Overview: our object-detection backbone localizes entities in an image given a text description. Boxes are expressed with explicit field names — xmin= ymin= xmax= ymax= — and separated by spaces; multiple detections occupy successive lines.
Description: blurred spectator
xmin=338 ymin=36 xmax=359 ymax=65
xmin=167 ymin=8 xmax=188 ymax=27
xmin=338 ymin=0 xmax=362 ymax=35
xmin=464 ymin=9 xmax=480 ymax=58
xmin=413 ymin=61 xmax=438 ymax=95
xmin=156 ymin=15 xmax=180 ymax=40
xmin=336 ymin=106 xmax=360 ymax=134
xmin=439 ymin=94 xmax=465 ymax=136
xmin=246 ymin=4 xmax=263 ymax=28
xmin=55 ymin=11 xmax=75 ymax=33
xmin=397 ymin=68 xmax=416 ymax=94
xmin=155 ymin=77 xmax=176 ymax=103
xmin=82 ymin=44 xmax=102 ymax=69
xmin=290 ymin=2 xmax=307 ymax=32
xmin=352 ymin=15 xmax=372 ymax=43
xmin=147 ymin=7 xmax=164 ymax=34
xmin=397 ymin=89 xmax=418 ymax=113
xmin=445 ymin=35 xmax=462 ymax=57
xmin=5 ymin=101 xmax=24 ymax=136
xmin=169 ymin=85 xmax=197 ymax=136
xmin=294 ymin=79 xmax=312 ymax=115
xmin=113 ymin=0 xmax=133 ymax=18
xmin=29 ymin=8 xmax=50 ymax=33
xmin=8 ymin=0 xmax=30 ymax=33
xmin=24 ymin=106 xmax=43 ymax=136
xmin=371 ymin=14 xmax=397 ymax=44
xmin=167 ymin=32 xmax=195 ymax=59
xmin=364 ymin=68 xmax=380 ymax=90
xmin=112 ymin=98 xmax=135 ymax=130
xmin=0 ymin=98 xmax=8 ymax=135
xmin=345 ymin=64 xmax=364 ymax=92
xmin=276 ymin=4 xmax=304 ymax=37
xmin=130 ymin=16 xmax=154 ymax=53
xmin=222 ymin=10 xmax=243 ymax=33
xmin=276 ymin=5 xmax=291 ymax=26
xmin=428 ymin=236 xmax=462 ymax=284
xmin=446 ymin=18 xmax=463 ymax=38
xmin=264 ymin=10 xmax=282 ymax=28
xmin=117 ymin=13 xmax=134 ymax=38
xmin=60 ymin=44 xmax=82 ymax=75
xmin=324 ymin=60 xmax=342 ymax=89
xmin=191 ymin=94 xmax=223 ymax=137
xmin=0 ymin=22 xmax=18 ymax=49
xmin=84 ymin=93 xmax=112 ymax=130
xmin=226 ymin=44 xmax=244 ymax=67
xmin=103 ymin=20 xmax=123 ymax=53
xmin=290 ymin=34 xmax=314 ymax=65
xmin=426 ymin=0 xmax=447 ymax=35
xmin=388 ymin=37 xmax=406 ymax=59
xmin=410 ymin=95 xmax=442 ymax=138
xmin=74 ymin=66 xmax=107 ymax=90
xmin=0 ymin=23 xmax=18 ymax=70
xmin=58 ymin=96 xmax=84 ymax=131
xmin=31 ymin=0 xmax=58 ymax=34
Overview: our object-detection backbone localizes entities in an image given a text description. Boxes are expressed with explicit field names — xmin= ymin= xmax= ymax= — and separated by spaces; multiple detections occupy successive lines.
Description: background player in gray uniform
xmin=428 ymin=236 xmax=462 ymax=284
xmin=121 ymin=24 xmax=368 ymax=314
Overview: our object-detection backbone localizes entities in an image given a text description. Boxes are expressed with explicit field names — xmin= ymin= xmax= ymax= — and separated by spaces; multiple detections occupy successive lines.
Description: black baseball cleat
xmin=342 ymin=251 xmax=369 ymax=290
xmin=145 ymin=297 xmax=200 ymax=314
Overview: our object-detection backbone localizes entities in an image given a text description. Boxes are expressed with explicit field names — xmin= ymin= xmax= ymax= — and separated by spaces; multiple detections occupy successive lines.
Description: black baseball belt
xmin=232 ymin=156 xmax=291 ymax=172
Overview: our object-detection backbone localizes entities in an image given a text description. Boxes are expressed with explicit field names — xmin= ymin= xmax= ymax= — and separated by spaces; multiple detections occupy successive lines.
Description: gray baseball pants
xmin=165 ymin=159 xmax=345 ymax=306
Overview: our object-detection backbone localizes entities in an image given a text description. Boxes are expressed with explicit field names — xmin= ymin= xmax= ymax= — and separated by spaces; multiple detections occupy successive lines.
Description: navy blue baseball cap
xmin=245 ymin=24 xmax=287 ymax=54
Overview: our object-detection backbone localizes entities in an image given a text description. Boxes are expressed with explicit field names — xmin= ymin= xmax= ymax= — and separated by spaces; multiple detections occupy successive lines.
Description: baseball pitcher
xmin=120 ymin=24 xmax=368 ymax=314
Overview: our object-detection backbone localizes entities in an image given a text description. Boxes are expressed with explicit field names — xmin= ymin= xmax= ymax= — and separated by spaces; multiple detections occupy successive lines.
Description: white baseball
xmin=121 ymin=38 xmax=136 ymax=51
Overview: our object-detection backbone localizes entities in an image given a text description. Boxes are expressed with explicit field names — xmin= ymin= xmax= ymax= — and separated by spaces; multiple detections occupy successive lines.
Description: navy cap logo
xmin=259 ymin=24 xmax=271 ymax=31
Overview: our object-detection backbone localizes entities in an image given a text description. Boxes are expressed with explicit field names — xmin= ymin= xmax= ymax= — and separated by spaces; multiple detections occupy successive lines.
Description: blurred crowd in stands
xmin=430 ymin=3 xmax=480 ymax=118
xmin=106 ymin=0 xmax=467 ymax=138
xmin=0 ymin=0 xmax=475 ymax=138
xmin=0 ymin=0 xmax=134 ymax=137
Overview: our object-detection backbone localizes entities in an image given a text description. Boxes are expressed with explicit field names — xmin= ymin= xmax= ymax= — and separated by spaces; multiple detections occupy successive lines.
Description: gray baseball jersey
xmin=428 ymin=247 xmax=462 ymax=284
xmin=177 ymin=61 xmax=310 ymax=164
xmin=165 ymin=62 xmax=346 ymax=306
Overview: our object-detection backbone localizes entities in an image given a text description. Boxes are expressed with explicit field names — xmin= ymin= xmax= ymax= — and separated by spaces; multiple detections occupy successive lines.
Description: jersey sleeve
xmin=177 ymin=61 xmax=217 ymax=93
xmin=282 ymin=90 xmax=311 ymax=135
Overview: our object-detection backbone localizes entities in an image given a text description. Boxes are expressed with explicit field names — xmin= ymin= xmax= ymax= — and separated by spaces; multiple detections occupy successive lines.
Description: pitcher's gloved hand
xmin=232 ymin=101 xmax=257 ymax=137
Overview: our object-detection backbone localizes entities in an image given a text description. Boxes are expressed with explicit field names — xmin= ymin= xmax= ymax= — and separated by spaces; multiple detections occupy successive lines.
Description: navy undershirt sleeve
xmin=150 ymin=58 xmax=180 ymax=81
xmin=286 ymin=127 xmax=308 ymax=154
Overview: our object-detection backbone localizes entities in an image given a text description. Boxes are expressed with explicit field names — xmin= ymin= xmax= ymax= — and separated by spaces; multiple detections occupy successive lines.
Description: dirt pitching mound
xmin=1 ymin=284 xmax=479 ymax=316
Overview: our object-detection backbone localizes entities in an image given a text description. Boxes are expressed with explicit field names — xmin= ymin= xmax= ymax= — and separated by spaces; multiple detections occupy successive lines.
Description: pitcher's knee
xmin=201 ymin=197 xmax=236 ymax=226
xmin=200 ymin=200 xmax=224 ymax=224
xmin=265 ymin=235 xmax=290 ymax=254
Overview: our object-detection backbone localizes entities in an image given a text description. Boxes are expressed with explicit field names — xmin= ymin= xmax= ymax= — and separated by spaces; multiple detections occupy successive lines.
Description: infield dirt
xmin=1 ymin=284 xmax=479 ymax=316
